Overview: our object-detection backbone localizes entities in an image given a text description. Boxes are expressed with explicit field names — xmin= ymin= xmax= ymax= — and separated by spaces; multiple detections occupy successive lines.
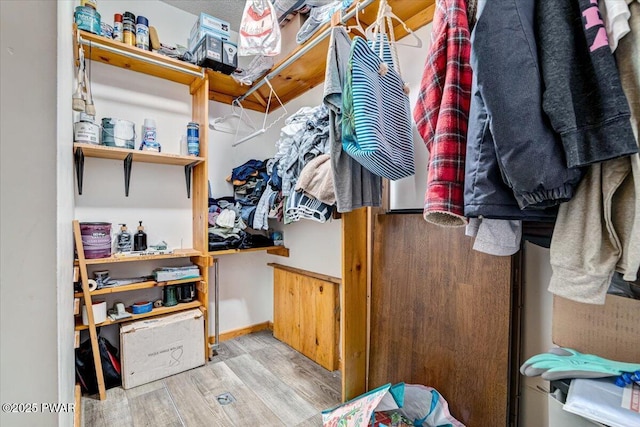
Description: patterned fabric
xmin=343 ymin=37 xmax=415 ymax=180
xmin=413 ymin=0 xmax=472 ymax=227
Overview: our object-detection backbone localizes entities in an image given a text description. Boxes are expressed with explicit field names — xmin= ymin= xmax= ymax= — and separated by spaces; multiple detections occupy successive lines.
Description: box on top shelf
xmin=192 ymin=34 xmax=238 ymax=76
xmin=188 ymin=12 xmax=231 ymax=52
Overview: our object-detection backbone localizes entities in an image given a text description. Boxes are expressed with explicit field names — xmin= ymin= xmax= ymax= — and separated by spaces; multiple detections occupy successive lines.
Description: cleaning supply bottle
xmin=134 ymin=221 xmax=147 ymax=251
xmin=115 ymin=224 xmax=133 ymax=253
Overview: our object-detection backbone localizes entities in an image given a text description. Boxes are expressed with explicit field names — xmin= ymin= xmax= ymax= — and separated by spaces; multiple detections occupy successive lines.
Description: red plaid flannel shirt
xmin=413 ymin=0 xmax=472 ymax=226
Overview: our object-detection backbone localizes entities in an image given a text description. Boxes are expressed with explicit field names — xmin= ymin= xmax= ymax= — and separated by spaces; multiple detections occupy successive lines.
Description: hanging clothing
xmin=464 ymin=0 xmax=581 ymax=216
xmin=295 ymin=154 xmax=336 ymax=206
xmin=323 ymin=27 xmax=382 ymax=213
xmin=599 ymin=0 xmax=633 ymax=52
xmin=536 ymin=0 xmax=637 ymax=168
xmin=465 ymin=218 xmax=522 ymax=257
xmin=413 ymin=0 xmax=472 ymax=227
xmin=548 ymin=3 xmax=640 ymax=304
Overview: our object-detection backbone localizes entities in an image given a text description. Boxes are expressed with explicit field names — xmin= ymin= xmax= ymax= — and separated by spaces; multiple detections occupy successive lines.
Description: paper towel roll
xmin=87 ymin=279 xmax=98 ymax=292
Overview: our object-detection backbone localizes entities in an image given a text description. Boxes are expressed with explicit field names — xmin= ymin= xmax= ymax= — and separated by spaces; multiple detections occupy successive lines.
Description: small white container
xmin=82 ymin=300 xmax=107 ymax=325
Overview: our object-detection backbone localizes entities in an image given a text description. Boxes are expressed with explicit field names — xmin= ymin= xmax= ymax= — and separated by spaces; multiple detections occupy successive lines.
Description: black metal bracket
xmin=124 ymin=153 xmax=133 ymax=197
xmin=185 ymin=162 xmax=198 ymax=199
xmin=74 ymin=147 xmax=85 ymax=195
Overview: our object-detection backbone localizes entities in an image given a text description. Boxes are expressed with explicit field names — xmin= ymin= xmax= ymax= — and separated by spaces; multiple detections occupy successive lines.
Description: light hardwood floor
xmin=82 ymin=331 xmax=341 ymax=426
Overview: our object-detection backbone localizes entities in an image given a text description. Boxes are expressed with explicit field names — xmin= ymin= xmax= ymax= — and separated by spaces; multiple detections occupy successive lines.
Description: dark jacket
xmin=536 ymin=0 xmax=638 ymax=168
xmin=464 ymin=0 xmax=582 ymax=219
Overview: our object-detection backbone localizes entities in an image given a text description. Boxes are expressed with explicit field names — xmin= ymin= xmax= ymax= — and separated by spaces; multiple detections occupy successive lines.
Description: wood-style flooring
xmin=82 ymin=330 xmax=341 ymax=426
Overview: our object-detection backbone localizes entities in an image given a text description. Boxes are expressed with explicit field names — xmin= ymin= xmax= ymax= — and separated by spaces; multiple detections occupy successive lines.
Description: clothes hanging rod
xmin=79 ymin=38 xmax=205 ymax=80
xmin=237 ymin=0 xmax=376 ymax=102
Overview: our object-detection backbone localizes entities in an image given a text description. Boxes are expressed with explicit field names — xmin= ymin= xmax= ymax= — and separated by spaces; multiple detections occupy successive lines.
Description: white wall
xmin=0 ymin=2 xmax=72 ymax=426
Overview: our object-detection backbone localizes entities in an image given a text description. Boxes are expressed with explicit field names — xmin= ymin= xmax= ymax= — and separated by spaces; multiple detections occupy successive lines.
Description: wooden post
xmin=73 ymin=220 xmax=106 ymax=400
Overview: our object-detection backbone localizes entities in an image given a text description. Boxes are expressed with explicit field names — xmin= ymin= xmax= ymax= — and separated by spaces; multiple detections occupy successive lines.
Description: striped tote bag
xmin=341 ymin=36 xmax=415 ymax=180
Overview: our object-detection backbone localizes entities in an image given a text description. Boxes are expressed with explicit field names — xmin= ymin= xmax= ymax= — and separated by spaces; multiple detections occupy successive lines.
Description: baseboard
xmin=208 ymin=321 xmax=273 ymax=345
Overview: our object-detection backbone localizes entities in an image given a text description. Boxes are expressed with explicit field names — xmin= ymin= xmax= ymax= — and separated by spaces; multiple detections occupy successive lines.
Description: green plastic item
xmin=520 ymin=348 xmax=640 ymax=380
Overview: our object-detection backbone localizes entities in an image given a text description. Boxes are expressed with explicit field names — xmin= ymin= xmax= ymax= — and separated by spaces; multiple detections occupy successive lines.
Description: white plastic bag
xmin=239 ymin=0 xmax=282 ymax=56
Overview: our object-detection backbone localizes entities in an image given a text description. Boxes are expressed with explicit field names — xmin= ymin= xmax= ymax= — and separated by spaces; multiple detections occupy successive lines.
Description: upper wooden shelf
xmin=77 ymin=248 xmax=203 ymax=265
xmin=73 ymin=143 xmax=204 ymax=166
xmin=75 ymin=0 xmax=435 ymax=112
xmin=237 ymin=0 xmax=436 ymax=112
xmin=75 ymin=28 xmax=204 ymax=86
xmin=209 ymin=246 xmax=290 ymax=257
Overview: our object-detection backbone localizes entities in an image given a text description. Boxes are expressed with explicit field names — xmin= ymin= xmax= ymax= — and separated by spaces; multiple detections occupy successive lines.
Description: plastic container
xmin=82 ymin=300 xmax=107 ymax=325
xmin=136 ymin=16 xmax=149 ymax=50
xmin=140 ymin=118 xmax=160 ymax=152
xmin=101 ymin=118 xmax=135 ymax=149
xmin=80 ymin=222 xmax=112 ymax=259
xmin=75 ymin=6 xmax=101 ymax=35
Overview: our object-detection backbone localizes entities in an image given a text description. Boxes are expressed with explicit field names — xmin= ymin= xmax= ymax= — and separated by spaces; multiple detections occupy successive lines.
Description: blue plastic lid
xmin=136 ymin=16 xmax=148 ymax=26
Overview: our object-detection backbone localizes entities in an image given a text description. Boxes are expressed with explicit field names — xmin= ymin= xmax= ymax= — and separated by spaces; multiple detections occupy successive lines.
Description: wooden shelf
xmin=209 ymin=246 xmax=290 ymax=257
xmin=75 ymin=300 xmax=202 ymax=331
xmin=74 ymin=276 xmax=203 ymax=298
xmin=75 ymin=29 xmax=204 ymax=86
xmin=73 ymin=143 xmax=204 ymax=166
xmin=77 ymin=249 xmax=202 ymax=265
xmin=235 ymin=0 xmax=436 ymax=112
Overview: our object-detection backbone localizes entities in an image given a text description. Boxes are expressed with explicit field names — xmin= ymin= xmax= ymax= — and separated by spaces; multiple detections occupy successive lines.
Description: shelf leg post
xmin=185 ymin=162 xmax=196 ymax=199
xmin=74 ymin=147 xmax=85 ymax=195
xmin=123 ymin=153 xmax=133 ymax=197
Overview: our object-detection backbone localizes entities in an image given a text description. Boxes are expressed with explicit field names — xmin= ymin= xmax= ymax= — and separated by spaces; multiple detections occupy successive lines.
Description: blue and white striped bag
xmin=341 ymin=36 xmax=414 ymax=180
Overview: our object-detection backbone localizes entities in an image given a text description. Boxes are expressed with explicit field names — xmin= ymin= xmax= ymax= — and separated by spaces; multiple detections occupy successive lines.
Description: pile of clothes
xmin=208 ymin=195 xmax=274 ymax=252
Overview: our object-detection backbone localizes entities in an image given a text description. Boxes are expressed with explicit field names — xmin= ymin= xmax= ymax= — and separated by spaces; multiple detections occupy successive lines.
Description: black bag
xmin=75 ymin=335 xmax=121 ymax=395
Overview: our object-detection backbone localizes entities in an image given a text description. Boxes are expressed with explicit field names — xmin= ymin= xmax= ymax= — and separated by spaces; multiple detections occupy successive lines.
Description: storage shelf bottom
xmin=75 ymin=300 xmax=202 ymax=331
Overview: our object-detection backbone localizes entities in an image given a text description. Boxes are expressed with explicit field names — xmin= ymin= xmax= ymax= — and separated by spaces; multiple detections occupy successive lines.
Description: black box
xmin=193 ymin=34 xmax=237 ymax=75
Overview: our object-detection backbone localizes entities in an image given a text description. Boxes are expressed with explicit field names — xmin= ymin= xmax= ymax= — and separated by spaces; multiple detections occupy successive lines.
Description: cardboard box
xmin=120 ymin=309 xmax=204 ymax=389
xmin=188 ymin=12 xmax=230 ymax=52
xmin=193 ymin=34 xmax=237 ymax=75
xmin=553 ymin=295 xmax=640 ymax=363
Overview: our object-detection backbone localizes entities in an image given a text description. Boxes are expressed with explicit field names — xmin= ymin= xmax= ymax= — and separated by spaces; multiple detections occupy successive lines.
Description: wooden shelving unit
xmin=209 ymin=246 xmax=290 ymax=257
xmin=75 ymin=300 xmax=202 ymax=331
xmin=76 ymin=249 xmax=202 ymax=265
xmin=73 ymin=276 xmax=203 ymax=298
xmin=75 ymin=0 xmax=434 ymax=113
xmin=73 ymin=143 xmax=204 ymax=166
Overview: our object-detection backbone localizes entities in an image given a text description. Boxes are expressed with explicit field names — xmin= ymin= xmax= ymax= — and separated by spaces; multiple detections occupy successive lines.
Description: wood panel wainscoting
xmin=269 ymin=263 xmax=341 ymax=372
xmin=368 ymin=213 xmax=522 ymax=427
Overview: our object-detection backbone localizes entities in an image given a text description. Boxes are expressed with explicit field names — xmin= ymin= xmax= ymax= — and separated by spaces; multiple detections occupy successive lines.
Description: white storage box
xmin=120 ymin=309 xmax=204 ymax=389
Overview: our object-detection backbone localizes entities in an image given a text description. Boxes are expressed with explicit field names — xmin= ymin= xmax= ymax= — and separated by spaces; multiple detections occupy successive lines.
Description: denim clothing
xmin=231 ymin=159 xmax=265 ymax=182
xmin=464 ymin=0 xmax=582 ymax=216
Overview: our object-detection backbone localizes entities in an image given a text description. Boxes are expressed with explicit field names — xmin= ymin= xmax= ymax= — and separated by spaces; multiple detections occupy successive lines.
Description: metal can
xmin=113 ymin=14 xmax=123 ymax=42
xmin=135 ymin=16 xmax=149 ymax=50
xmin=187 ymin=122 xmax=200 ymax=156
xmin=123 ymin=12 xmax=136 ymax=46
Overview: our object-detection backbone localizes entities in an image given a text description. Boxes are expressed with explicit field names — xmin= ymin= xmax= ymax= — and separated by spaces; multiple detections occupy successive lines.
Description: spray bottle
xmin=134 ymin=221 xmax=147 ymax=251
xmin=116 ymin=224 xmax=133 ymax=253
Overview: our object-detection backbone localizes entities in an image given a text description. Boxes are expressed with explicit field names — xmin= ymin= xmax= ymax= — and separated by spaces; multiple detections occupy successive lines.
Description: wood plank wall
xmin=369 ymin=214 xmax=518 ymax=427
xmin=270 ymin=263 xmax=341 ymax=371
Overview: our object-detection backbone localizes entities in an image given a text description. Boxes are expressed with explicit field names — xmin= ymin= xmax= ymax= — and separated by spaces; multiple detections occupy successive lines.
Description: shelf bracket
xmin=124 ymin=153 xmax=133 ymax=197
xmin=74 ymin=146 xmax=85 ymax=195
xmin=185 ymin=162 xmax=198 ymax=199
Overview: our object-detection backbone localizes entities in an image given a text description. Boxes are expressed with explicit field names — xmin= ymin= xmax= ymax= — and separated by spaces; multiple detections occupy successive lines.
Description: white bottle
xmin=140 ymin=118 xmax=160 ymax=152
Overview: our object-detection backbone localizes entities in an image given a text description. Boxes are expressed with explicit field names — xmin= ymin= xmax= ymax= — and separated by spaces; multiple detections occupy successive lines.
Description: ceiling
xmin=161 ymin=0 xmax=247 ymax=29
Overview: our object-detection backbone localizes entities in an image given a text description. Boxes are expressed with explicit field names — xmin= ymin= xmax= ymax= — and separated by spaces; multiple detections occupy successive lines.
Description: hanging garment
xmin=464 ymin=0 xmax=582 ymax=216
xmin=548 ymin=3 xmax=640 ymax=305
xmin=465 ymin=218 xmax=522 ymax=257
xmin=342 ymin=36 xmax=415 ymax=180
xmin=413 ymin=0 xmax=472 ymax=227
xmin=536 ymin=0 xmax=637 ymax=168
xmin=323 ymin=26 xmax=382 ymax=213
xmin=599 ymin=0 xmax=633 ymax=52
